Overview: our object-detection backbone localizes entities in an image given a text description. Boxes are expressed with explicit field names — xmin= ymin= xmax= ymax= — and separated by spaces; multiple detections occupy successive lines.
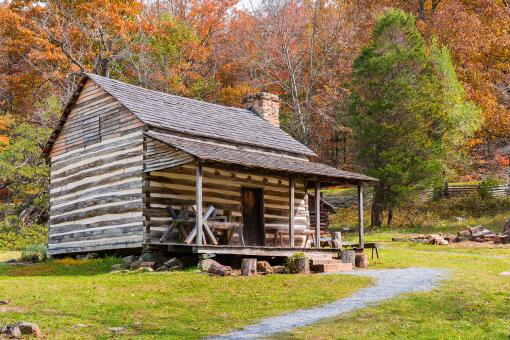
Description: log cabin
xmin=43 ymin=73 xmax=377 ymax=259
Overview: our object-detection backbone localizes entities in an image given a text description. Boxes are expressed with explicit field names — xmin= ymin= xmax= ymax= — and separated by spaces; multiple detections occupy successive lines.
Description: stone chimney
xmin=242 ymin=92 xmax=281 ymax=128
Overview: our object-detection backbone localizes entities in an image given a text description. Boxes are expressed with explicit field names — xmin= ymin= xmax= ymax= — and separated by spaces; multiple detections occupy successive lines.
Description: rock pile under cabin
xmin=109 ymin=249 xmax=369 ymax=276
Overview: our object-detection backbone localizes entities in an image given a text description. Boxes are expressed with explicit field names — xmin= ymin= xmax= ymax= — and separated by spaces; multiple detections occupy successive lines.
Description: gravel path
xmin=209 ymin=268 xmax=448 ymax=340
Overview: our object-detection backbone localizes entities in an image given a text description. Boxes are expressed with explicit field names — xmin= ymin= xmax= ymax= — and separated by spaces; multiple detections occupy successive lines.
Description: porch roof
xmin=146 ymin=132 xmax=377 ymax=184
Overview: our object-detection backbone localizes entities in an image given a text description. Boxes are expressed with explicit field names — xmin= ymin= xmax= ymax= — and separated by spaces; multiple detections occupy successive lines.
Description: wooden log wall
xmin=145 ymin=163 xmax=311 ymax=246
xmin=48 ymin=79 xmax=146 ymax=255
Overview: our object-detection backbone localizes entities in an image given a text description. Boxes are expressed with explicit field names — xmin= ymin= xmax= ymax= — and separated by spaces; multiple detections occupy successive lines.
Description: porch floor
xmin=151 ymin=242 xmax=340 ymax=260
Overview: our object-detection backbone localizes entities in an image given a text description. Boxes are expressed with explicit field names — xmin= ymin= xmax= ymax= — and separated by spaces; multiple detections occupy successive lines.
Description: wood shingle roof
xmin=147 ymin=132 xmax=377 ymax=183
xmin=86 ymin=73 xmax=315 ymax=157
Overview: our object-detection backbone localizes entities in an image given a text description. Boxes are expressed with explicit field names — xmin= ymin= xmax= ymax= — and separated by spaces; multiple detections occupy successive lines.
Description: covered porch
xmin=144 ymin=131 xmax=377 ymax=257
xmin=146 ymin=163 xmax=373 ymax=258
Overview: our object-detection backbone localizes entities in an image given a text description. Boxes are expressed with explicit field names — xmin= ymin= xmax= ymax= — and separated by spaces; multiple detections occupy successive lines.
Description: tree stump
xmin=331 ymin=231 xmax=342 ymax=249
xmin=340 ymin=250 xmax=356 ymax=265
xmin=286 ymin=254 xmax=310 ymax=274
xmin=241 ymin=258 xmax=257 ymax=276
xmin=355 ymin=253 xmax=368 ymax=268
xmin=295 ymin=256 xmax=310 ymax=274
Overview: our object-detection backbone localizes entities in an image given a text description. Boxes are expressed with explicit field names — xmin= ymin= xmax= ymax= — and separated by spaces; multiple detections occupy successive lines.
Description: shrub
xmin=0 ymin=217 xmax=48 ymax=250
xmin=21 ymin=244 xmax=48 ymax=262
xmin=478 ymin=178 xmax=502 ymax=199
xmin=285 ymin=252 xmax=306 ymax=273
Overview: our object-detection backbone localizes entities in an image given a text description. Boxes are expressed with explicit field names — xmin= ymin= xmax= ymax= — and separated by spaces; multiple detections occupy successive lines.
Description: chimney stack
xmin=242 ymin=92 xmax=281 ymax=128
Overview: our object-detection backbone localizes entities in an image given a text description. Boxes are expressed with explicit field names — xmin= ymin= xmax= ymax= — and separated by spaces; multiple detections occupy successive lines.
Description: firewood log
xmin=206 ymin=260 xmax=232 ymax=276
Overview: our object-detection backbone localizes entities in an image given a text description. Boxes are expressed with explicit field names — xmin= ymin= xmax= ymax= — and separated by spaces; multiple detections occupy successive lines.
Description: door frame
xmin=240 ymin=186 xmax=265 ymax=246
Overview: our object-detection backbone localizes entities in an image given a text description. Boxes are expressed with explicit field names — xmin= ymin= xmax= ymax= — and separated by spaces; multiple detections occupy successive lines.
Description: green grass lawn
xmin=1 ymin=204 xmax=510 ymax=340
xmin=277 ymin=239 xmax=510 ymax=339
xmin=2 ymin=241 xmax=509 ymax=339
xmin=0 ymin=256 xmax=370 ymax=339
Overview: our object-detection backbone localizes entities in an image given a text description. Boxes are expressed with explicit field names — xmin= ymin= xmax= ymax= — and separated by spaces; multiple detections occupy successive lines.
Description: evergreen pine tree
xmin=349 ymin=9 xmax=479 ymax=226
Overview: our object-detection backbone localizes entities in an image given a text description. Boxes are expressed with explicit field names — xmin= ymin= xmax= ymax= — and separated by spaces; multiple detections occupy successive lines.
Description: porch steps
xmin=311 ymin=259 xmax=353 ymax=273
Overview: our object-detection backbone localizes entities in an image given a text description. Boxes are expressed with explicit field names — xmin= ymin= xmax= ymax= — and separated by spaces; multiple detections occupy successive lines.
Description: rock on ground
xmin=0 ymin=322 xmax=41 ymax=338
xmin=199 ymin=259 xmax=216 ymax=272
xmin=271 ymin=265 xmax=285 ymax=273
xmin=109 ymin=326 xmax=126 ymax=334
xmin=257 ymin=261 xmax=273 ymax=274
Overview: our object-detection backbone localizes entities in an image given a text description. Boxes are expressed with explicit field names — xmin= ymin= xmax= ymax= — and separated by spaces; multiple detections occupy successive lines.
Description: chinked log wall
xmin=145 ymin=163 xmax=310 ymax=246
xmin=48 ymin=79 xmax=146 ymax=255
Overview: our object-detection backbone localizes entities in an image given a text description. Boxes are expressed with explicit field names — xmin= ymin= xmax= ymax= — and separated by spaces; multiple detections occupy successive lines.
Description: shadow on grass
xmin=0 ymin=257 xmax=120 ymax=277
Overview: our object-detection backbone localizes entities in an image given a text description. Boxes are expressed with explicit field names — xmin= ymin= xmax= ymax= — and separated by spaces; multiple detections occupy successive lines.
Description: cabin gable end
xmin=47 ymin=78 xmax=146 ymax=256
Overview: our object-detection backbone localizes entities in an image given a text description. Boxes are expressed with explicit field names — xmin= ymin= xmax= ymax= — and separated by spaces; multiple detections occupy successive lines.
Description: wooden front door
xmin=242 ymin=188 xmax=265 ymax=246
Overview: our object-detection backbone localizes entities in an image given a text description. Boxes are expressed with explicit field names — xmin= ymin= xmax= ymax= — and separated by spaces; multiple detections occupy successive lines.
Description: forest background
xmin=0 ymin=0 xmax=508 ymax=242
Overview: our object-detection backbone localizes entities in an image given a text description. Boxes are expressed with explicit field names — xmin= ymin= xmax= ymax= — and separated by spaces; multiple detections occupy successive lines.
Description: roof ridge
xmin=85 ymin=73 xmax=252 ymax=114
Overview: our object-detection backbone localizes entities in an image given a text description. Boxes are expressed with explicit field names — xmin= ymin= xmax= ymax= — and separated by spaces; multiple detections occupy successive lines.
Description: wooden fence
xmin=440 ymin=183 xmax=510 ymax=198
xmin=323 ymin=183 xmax=510 ymax=209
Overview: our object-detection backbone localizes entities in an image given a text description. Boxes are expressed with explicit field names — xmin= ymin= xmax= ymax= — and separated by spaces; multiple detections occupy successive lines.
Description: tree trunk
xmin=387 ymin=207 xmax=393 ymax=227
xmin=241 ymin=258 xmax=257 ymax=276
xmin=371 ymin=202 xmax=383 ymax=227
xmin=417 ymin=0 xmax=426 ymax=20
xmin=371 ymin=185 xmax=386 ymax=227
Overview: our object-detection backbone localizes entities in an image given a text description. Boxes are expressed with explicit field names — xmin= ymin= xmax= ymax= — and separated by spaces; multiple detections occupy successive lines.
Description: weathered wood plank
xmin=49 ymin=201 xmax=143 ymax=225
xmin=49 ymin=216 xmax=144 ymax=235
xmin=50 ymin=193 xmax=142 ymax=216
xmin=49 ymin=224 xmax=143 ymax=243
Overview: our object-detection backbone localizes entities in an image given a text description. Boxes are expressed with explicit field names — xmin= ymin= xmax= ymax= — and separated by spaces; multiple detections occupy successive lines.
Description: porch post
xmin=314 ymin=181 xmax=321 ymax=248
xmin=196 ymin=160 xmax=203 ymax=245
xmin=289 ymin=176 xmax=295 ymax=247
xmin=357 ymin=182 xmax=364 ymax=249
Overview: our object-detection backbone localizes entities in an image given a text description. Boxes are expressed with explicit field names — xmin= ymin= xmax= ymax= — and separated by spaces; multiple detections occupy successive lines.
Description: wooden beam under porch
xmin=152 ymin=243 xmax=339 ymax=260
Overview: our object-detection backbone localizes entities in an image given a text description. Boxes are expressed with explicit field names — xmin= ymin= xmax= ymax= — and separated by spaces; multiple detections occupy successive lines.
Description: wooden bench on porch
xmin=266 ymin=227 xmax=316 ymax=247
